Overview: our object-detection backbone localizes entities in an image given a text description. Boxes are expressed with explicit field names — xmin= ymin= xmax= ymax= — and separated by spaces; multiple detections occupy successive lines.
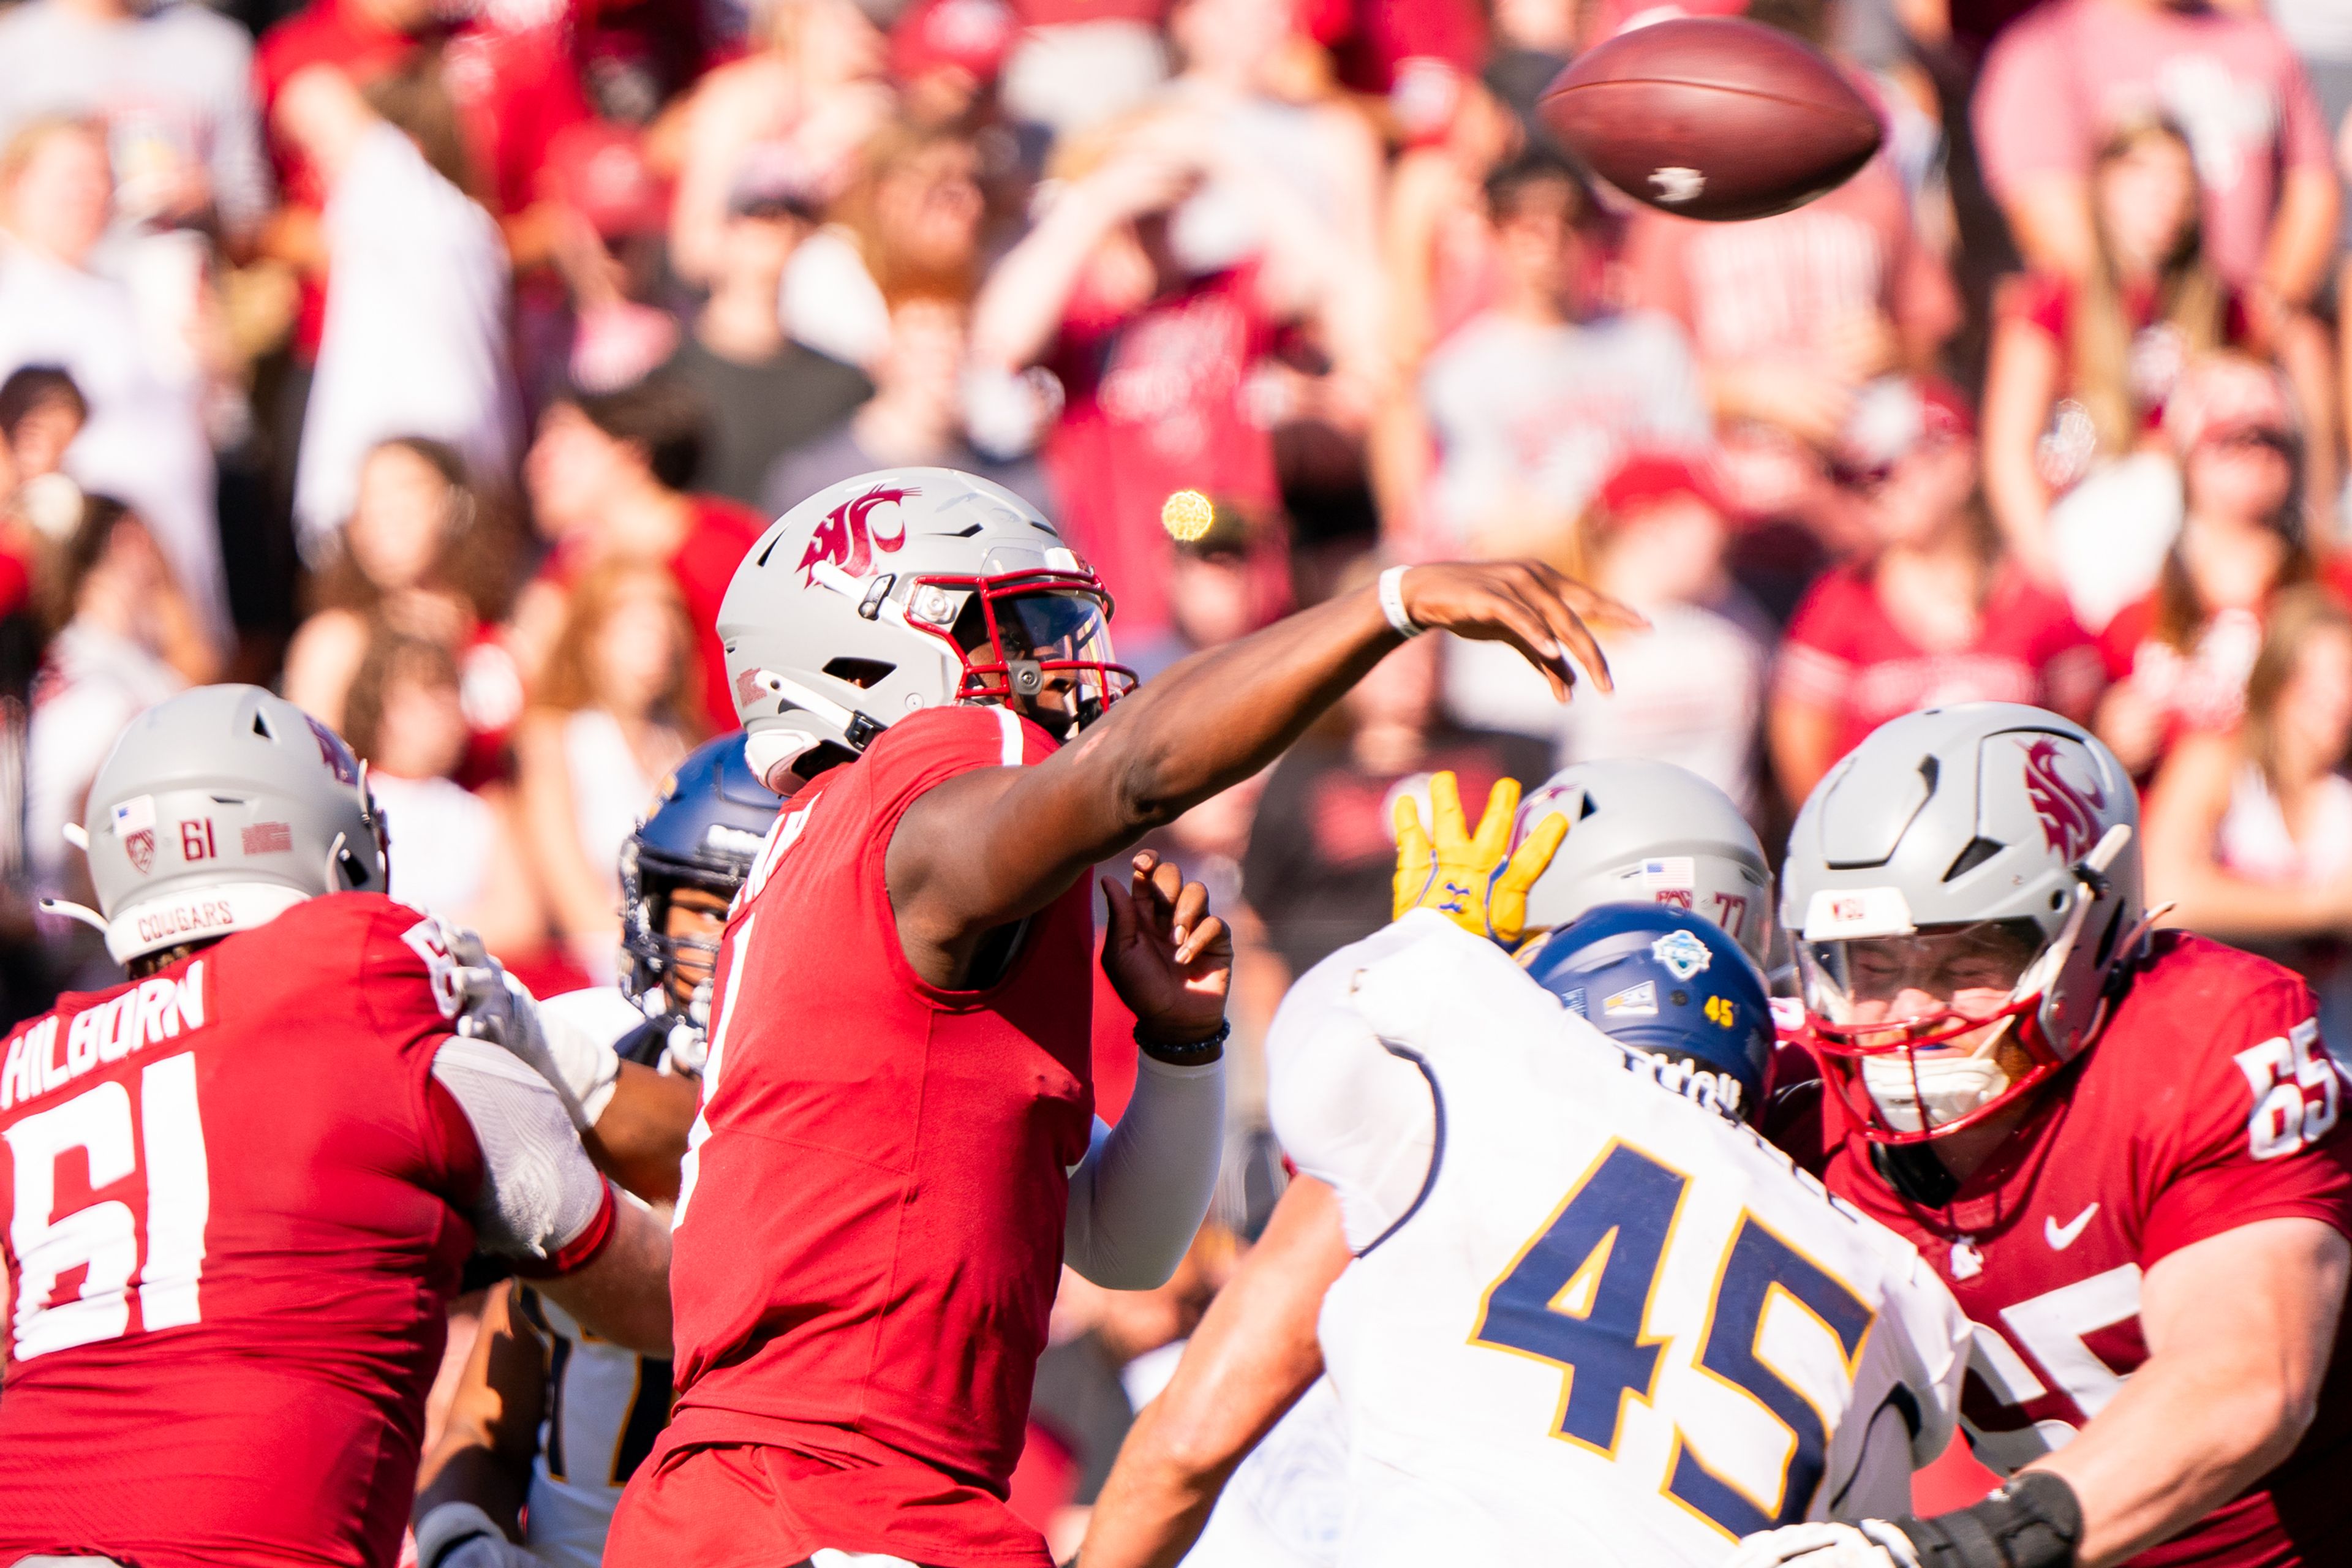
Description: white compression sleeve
xmin=430 ymin=1036 xmax=611 ymax=1262
xmin=1063 ymin=1051 xmax=1226 ymax=1291
xmin=1265 ymin=914 xmax=1445 ymax=1253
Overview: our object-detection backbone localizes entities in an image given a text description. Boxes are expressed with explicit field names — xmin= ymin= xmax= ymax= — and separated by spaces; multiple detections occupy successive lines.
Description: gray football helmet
xmin=1510 ymin=760 xmax=1773 ymax=963
xmin=75 ymin=685 xmax=387 ymax=964
xmin=717 ymin=468 xmax=1134 ymax=788
xmin=1780 ymin=702 xmax=2143 ymax=1142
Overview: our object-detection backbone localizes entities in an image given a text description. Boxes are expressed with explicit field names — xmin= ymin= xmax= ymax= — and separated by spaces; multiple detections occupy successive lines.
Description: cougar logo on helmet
xmin=2021 ymin=736 xmax=2106 ymax=862
xmin=798 ymin=486 xmax=916 ymax=584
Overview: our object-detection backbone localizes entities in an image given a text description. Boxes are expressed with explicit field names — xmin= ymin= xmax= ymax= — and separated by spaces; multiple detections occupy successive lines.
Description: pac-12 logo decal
xmin=797 ymin=485 xmax=917 ymax=584
xmin=114 ymin=794 xmax=157 ymax=875
xmin=1651 ymin=929 xmax=1711 ymax=981
xmin=2020 ymin=736 xmax=2105 ymax=862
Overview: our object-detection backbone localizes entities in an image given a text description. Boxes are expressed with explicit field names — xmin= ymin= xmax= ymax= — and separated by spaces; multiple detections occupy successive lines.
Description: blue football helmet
xmin=1521 ymin=903 xmax=1774 ymax=1122
xmin=619 ymin=734 xmax=783 ymax=1009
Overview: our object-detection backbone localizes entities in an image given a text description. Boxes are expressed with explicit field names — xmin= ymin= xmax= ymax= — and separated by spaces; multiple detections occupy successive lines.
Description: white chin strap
xmin=744 ymin=726 xmax=823 ymax=793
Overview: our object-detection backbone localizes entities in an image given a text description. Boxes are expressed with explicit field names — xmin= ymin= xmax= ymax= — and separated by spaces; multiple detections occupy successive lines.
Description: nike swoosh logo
xmin=2046 ymin=1203 xmax=2099 ymax=1251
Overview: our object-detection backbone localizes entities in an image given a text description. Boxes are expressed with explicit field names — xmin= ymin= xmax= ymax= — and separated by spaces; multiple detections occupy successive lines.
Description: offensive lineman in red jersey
xmin=606 ymin=467 xmax=1633 ymax=1567
xmin=1732 ymin=703 xmax=2352 ymax=1568
xmin=0 ymin=685 xmax=674 ymax=1567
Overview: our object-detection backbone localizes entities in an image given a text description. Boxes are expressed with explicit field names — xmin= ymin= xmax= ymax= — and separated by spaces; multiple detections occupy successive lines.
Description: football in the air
xmin=1538 ymin=17 xmax=1883 ymax=222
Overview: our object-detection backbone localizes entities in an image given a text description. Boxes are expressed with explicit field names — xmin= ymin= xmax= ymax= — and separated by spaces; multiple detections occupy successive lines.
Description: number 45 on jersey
xmin=1472 ymin=1142 xmax=1876 ymax=1540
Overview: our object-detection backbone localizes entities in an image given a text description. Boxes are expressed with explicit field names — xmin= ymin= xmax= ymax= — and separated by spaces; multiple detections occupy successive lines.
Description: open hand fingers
xmin=1427 ymin=770 xmax=1468 ymax=849
xmin=1175 ymin=911 xmax=1230 ymax=969
xmin=1393 ymin=792 xmax=1432 ymax=864
xmin=1099 ymin=875 xmax=1137 ymax=948
xmin=1507 ymin=561 xmax=1623 ymax=696
xmin=1471 ymin=776 xmax=1522 ymax=862
xmin=1500 ymin=811 xmax=1569 ymax=893
xmin=1169 ymin=878 xmax=1210 ymax=948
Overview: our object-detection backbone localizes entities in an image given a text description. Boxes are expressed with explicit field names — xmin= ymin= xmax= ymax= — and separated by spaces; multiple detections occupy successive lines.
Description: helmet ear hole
xmin=822 ymin=657 xmax=896 ymax=690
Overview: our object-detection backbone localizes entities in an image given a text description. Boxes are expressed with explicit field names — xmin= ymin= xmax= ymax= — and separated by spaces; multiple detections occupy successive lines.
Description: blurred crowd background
xmin=3 ymin=0 xmax=2352 ymax=1540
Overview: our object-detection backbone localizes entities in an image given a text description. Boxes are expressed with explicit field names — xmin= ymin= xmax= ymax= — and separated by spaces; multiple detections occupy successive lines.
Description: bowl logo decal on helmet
xmin=2022 ymin=735 xmax=2106 ymax=862
xmin=1651 ymin=929 xmax=1710 ymax=981
xmin=797 ymin=484 xmax=915 ymax=584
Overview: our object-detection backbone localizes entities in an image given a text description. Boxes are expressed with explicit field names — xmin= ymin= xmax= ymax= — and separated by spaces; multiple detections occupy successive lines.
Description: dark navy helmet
xmin=1521 ymin=903 xmax=1773 ymax=1123
xmin=619 ymin=735 xmax=783 ymax=1007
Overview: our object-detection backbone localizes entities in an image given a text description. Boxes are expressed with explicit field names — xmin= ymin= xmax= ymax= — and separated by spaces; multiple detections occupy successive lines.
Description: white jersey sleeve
xmin=1265 ymin=912 xmax=1451 ymax=1251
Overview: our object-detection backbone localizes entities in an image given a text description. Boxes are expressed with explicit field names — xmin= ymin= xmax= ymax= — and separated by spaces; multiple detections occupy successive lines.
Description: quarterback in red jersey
xmin=1734 ymin=703 xmax=2352 ymax=1568
xmin=607 ymin=467 xmax=1632 ymax=1568
xmin=0 ymin=685 xmax=673 ymax=1568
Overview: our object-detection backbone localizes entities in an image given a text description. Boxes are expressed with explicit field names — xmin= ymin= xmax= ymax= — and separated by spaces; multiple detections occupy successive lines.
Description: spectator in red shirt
xmin=1982 ymin=116 xmax=2243 ymax=597
xmin=1972 ymin=0 xmax=2339 ymax=309
xmin=971 ymin=104 xmax=1376 ymax=646
xmin=1770 ymin=376 xmax=2100 ymax=804
xmin=517 ymin=376 xmax=764 ymax=737
xmin=2095 ymin=352 xmax=2316 ymax=776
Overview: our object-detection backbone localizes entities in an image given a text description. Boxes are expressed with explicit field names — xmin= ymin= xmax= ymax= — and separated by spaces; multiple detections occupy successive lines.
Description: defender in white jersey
xmin=1278 ymin=905 xmax=1970 ymax=1568
xmin=1090 ymin=762 xmax=1777 ymax=1568
xmin=413 ymin=737 xmax=781 ymax=1568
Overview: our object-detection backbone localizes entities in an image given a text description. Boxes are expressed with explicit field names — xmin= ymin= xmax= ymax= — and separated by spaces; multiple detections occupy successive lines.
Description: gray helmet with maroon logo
xmin=717 ymin=468 xmax=1135 ymax=789
xmin=77 ymin=685 xmax=388 ymax=963
xmin=1780 ymin=703 xmax=2143 ymax=1142
xmin=1510 ymin=760 xmax=1773 ymax=963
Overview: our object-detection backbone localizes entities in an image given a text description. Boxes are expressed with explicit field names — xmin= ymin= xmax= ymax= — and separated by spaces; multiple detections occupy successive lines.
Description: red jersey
xmin=641 ymin=705 xmax=1095 ymax=1567
xmin=1043 ymin=266 xmax=1284 ymax=644
xmin=0 ymin=893 xmax=486 ymax=1567
xmin=1775 ymin=562 xmax=2102 ymax=767
xmin=1807 ymin=934 xmax=2352 ymax=1565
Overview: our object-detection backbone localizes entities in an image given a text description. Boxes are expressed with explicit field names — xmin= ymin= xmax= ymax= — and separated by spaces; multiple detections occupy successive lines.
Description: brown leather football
xmin=1539 ymin=18 xmax=1883 ymax=222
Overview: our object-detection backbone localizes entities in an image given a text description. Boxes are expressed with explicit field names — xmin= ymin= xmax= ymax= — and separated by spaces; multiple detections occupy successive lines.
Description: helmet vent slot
xmin=251 ymin=712 xmax=275 ymax=740
xmin=823 ymin=658 xmax=895 ymax=690
xmin=949 ymin=522 xmax=985 ymax=538
xmin=1580 ymin=794 xmax=1599 ymax=820
xmin=2092 ymin=903 xmax=2123 ymax=969
xmin=1917 ymin=756 xmax=1939 ymax=793
xmin=1943 ymin=837 xmax=2004 ymax=881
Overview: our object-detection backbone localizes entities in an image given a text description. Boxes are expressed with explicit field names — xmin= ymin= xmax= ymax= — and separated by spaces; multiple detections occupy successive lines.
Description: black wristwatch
xmin=1135 ymin=1017 xmax=1229 ymax=1065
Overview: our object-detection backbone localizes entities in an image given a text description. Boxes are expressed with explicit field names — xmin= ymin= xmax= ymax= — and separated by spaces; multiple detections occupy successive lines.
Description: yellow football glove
xmin=1392 ymin=771 xmax=1570 ymax=947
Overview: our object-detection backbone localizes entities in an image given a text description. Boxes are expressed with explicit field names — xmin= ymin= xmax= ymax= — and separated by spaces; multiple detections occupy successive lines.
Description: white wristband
xmin=1377 ymin=565 xmax=1423 ymax=638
